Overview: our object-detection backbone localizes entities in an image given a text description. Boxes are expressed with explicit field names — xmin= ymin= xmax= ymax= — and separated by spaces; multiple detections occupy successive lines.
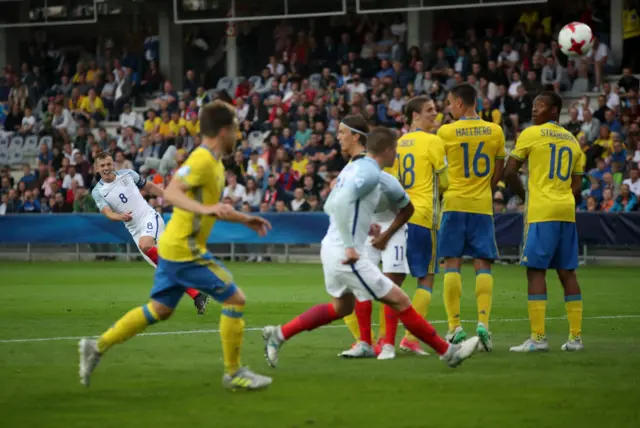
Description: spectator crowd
xmin=1 ymin=2 xmax=639 ymax=217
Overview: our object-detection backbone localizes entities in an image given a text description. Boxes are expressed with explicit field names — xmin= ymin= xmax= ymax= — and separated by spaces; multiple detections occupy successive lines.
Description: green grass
xmin=1 ymin=262 xmax=640 ymax=428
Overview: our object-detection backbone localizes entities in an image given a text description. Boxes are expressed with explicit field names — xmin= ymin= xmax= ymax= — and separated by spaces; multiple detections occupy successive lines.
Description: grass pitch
xmin=1 ymin=262 xmax=639 ymax=428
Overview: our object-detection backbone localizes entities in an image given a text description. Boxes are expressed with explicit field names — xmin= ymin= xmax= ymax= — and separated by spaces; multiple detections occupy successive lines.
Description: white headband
xmin=341 ymin=123 xmax=368 ymax=136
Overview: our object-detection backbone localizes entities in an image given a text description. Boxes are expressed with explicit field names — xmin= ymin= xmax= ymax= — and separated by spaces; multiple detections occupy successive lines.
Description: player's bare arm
xmin=371 ymin=201 xmax=414 ymax=251
xmin=144 ymin=181 xmax=164 ymax=198
xmin=571 ymin=174 xmax=583 ymax=205
xmin=492 ymin=158 xmax=505 ymax=190
xmin=100 ymin=206 xmax=132 ymax=222
xmin=164 ymin=175 xmax=232 ymax=217
xmin=504 ymin=156 xmax=526 ymax=202
xmin=217 ymin=208 xmax=272 ymax=237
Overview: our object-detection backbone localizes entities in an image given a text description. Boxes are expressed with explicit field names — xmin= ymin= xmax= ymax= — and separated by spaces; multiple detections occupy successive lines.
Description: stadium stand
xmin=0 ymin=2 xmax=639 ymax=219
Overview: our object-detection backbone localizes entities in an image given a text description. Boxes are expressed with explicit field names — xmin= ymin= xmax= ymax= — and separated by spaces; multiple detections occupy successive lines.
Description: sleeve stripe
xmin=572 ymin=172 xmax=584 ymax=176
xmin=495 ymin=156 xmax=505 ymax=160
xmin=509 ymin=153 xmax=524 ymax=161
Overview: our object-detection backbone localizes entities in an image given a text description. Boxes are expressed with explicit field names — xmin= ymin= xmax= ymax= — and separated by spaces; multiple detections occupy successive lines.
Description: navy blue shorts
xmin=438 ymin=211 xmax=499 ymax=260
xmin=150 ymin=252 xmax=238 ymax=308
xmin=521 ymin=221 xmax=578 ymax=271
xmin=406 ymin=223 xmax=439 ymax=278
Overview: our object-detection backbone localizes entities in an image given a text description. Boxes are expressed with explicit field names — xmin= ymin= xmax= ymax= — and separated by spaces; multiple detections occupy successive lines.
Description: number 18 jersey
xmin=437 ymin=118 xmax=505 ymax=216
xmin=396 ymin=130 xmax=447 ymax=230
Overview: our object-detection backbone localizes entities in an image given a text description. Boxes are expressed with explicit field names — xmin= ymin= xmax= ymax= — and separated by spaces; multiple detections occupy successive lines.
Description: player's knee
xmin=224 ymin=288 xmax=246 ymax=306
xmin=150 ymin=300 xmax=174 ymax=321
xmin=332 ymin=295 xmax=355 ymax=317
xmin=138 ymin=240 xmax=153 ymax=253
xmin=381 ymin=286 xmax=411 ymax=312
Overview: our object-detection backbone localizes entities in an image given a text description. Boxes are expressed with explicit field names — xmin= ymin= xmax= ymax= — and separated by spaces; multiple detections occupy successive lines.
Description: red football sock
xmin=185 ymin=288 xmax=199 ymax=299
xmin=383 ymin=304 xmax=399 ymax=346
xmin=144 ymin=247 xmax=159 ymax=265
xmin=355 ymin=300 xmax=373 ymax=345
xmin=281 ymin=303 xmax=340 ymax=340
xmin=398 ymin=306 xmax=450 ymax=355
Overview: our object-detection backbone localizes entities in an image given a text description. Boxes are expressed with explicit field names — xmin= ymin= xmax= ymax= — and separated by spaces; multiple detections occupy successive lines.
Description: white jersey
xmin=320 ymin=156 xmax=396 ymax=301
xmin=373 ymin=171 xmax=410 ymax=224
xmin=322 ymin=156 xmax=382 ymax=253
xmin=366 ymin=171 xmax=410 ymax=274
xmin=92 ymin=169 xmax=157 ymax=236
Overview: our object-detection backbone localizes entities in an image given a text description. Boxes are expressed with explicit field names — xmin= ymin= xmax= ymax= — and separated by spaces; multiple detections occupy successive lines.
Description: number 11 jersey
xmin=438 ymin=117 xmax=505 ymax=216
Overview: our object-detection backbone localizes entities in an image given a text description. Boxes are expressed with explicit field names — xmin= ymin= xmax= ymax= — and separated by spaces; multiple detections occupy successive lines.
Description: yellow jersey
xmin=292 ymin=158 xmax=308 ymax=176
xmin=396 ymin=130 xmax=447 ymax=229
xmin=511 ymin=122 xmax=585 ymax=224
xmin=158 ymin=121 xmax=174 ymax=138
xmin=438 ymin=118 xmax=505 ymax=216
xmin=159 ymin=147 xmax=226 ymax=261
xmin=624 ymin=9 xmax=640 ymax=39
xmin=170 ymin=118 xmax=187 ymax=135
xmin=144 ymin=117 xmax=161 ymax=134
xmin=186 ymin=120 xmax=200 ymax=136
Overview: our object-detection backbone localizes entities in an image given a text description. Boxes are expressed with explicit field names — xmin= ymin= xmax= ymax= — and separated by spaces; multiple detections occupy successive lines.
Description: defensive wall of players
xmin=1 ymin=212 xmax=639 ymax=264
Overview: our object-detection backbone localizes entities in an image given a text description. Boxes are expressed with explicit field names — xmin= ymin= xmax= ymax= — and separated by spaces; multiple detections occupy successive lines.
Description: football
xmin=558 ymin=22 xmax=594 ymax=57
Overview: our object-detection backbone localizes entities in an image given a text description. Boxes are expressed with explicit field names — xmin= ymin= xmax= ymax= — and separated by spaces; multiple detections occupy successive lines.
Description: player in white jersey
xmin=262 ymin=128 xmax=480 ymax=369
xmin=339 ymin=170 xmax=414 ymax=360
xmin=91 ymin=151 xmax=208 ymax=314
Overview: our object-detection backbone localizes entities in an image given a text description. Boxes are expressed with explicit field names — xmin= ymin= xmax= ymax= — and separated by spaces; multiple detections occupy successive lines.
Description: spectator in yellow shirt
xmin=79 ymin=88 xmax=107 ymax=123
xmin=86 ymin=61 xmax=99 ymax=84
xmin=169 ymin=111 xmax=186 ymax=135
xmin=72 ymin=63 xmax=86 ymax=84
xmin=481 ymin=98 xmax=503 ymax=125
xmin=594 ymin=125 xmax=614 ymax=158
xmin=158 ymin=111 xmax=174 ymax=138
xmin=185 ymin=112 xmax=200 ymax=136
xmin=291 ymin=150 xmax=308 ymax=177
xmin=144 ymin=110 xmax=161 ymax=134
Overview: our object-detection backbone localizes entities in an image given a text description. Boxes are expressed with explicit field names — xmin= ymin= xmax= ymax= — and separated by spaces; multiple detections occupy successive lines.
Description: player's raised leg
xmin=79 ymin=296 xmax=175 ymax=387
xmin=263 ymin=295 xmax=353 ymax=367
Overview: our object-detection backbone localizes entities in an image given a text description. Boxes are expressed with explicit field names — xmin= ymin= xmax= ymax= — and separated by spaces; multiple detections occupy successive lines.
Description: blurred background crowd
xmin=1 ymin=0 xmax=639 ymax=217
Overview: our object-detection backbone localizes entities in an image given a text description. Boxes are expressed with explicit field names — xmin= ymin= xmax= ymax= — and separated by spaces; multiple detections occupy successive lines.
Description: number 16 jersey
xmin=395 ymin=130 xmax=447 ymax=230
xmin=438 ymin=118 xmax=505 ymax=216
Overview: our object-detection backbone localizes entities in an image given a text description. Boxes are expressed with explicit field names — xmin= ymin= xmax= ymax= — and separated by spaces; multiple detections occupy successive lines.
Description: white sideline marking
xmin=1 ymin=314 xmax=639 ymax=344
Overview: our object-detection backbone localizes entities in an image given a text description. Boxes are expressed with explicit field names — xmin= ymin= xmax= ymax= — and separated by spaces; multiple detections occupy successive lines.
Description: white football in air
xmin=558 ymin=22 xmax=594 ymax=57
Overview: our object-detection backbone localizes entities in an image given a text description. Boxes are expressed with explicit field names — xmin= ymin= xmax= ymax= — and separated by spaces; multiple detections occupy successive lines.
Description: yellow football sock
xmin=343 ymin=312 xmax=360 ymax=341
xmin=97 ymin=303 xmax=160 ymax=353
xmin=220 ymin=305 xmax=245 ymax=375
xmin=565 ymin=295 xmax=583 ymax=340
xmin=528 ymin=295 xmax=547 ymax=341
xmin=404 ymin=285 xmax=432 ymax=341
xmin=443 ymin=270 xmax=462 ymax=332
xmin=377 ymin=303 xmax=386 ymax=341
xmin=475 ymin=270 xmax=494 ymax=328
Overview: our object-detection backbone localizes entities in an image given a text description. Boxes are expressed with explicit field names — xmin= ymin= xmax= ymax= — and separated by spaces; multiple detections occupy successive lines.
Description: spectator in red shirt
xmin=277 ymin=162 xmax=299 ymax=191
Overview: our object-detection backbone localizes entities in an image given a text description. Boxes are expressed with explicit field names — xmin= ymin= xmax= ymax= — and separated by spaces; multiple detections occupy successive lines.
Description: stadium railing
xmin=1 ymin=213 xmax=640 ymax=265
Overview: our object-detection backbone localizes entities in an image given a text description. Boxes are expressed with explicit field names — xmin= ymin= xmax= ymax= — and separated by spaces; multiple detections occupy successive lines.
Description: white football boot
xmin=78 ymin=338 xmax=102 ymax=387
xmin=509 ymin=338 xmax=549 ymax=353
xmin=561 ymin=338 xmax=584 ymax=352
xmin=222 ymin=367 xmax=273 ymax=391
xmin=377 ymin=344 xmax=396 ymax=360
xmin=340 ymin=341 xmax=376 ymax=358
xmin=440 ymin=336 xmax=480 ymax=368
xmin=262 ymin=325 xmax=284 ymax=368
